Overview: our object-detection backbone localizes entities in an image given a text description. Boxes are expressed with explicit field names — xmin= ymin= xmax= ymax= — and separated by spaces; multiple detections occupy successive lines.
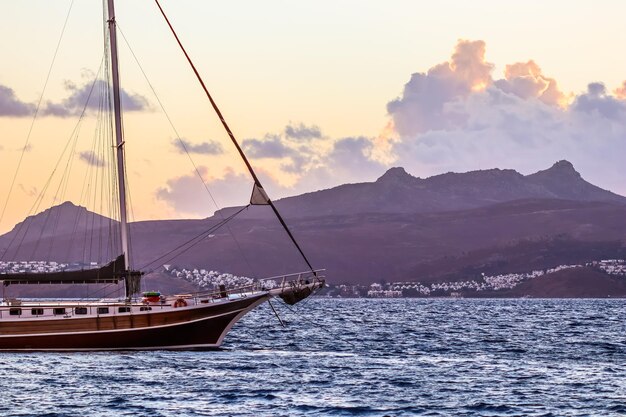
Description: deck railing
xmin=183 ymin=268 xmax=325 ymax=301
xmin=0 ymin=269 xmax=325 ymax=320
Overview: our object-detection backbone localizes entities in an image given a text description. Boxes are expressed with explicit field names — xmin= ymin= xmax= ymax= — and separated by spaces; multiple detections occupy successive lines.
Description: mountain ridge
xmin=2 ymin=160 xmax=626 ymax=297
xmin=263 ymin=160 xmax=626 ymax=218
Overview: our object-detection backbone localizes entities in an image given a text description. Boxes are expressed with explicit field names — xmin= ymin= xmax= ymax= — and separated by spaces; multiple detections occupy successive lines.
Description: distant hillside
xmin=258 ymin=160 xmax=626 ymax=218
xmin=0 ymin=201 xmax=113 ymax=243
xmin=0 ymin=201 xmax=117 ymax=264
xmin=510 ymin=267 xmax=626 ymax=298
xmin=1 ymin=161 xmax=626 ymax=297
xmin=471 ymin=267 xmax=626 ymax=298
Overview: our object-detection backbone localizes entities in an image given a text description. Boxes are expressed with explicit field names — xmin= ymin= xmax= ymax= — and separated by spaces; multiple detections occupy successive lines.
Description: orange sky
xmin=2 ymin=1 xmax=626 ymax=233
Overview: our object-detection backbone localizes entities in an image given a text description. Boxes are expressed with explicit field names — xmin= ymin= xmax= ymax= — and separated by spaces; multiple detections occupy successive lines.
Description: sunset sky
xmin=2 ymin=0 xmax=626 ymax=233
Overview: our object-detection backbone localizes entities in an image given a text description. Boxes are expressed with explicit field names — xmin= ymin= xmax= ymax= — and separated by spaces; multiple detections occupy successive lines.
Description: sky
xmin=2 ymin=0 xmax=626 ymax=233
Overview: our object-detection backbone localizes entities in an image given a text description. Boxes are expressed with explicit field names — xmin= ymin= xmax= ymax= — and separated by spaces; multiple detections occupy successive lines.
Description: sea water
xmin=0 ymin=298 xmax=624 ymax=416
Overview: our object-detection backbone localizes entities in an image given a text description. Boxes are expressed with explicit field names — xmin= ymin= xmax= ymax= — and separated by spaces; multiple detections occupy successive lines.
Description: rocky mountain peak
xmin=376 ymin=167 xmax=415 ymax=183
xmin=541 ymin=160 xmax=581 ymax=178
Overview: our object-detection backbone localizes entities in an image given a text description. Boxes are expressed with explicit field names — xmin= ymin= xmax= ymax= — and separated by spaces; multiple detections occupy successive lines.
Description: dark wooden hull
xmin=0 ymin=294 xmax=269 ymax=351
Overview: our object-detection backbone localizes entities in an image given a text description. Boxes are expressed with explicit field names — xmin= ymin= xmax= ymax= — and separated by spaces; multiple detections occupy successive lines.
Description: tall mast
xmin=106 ymin=0 xmax=130 ymax=271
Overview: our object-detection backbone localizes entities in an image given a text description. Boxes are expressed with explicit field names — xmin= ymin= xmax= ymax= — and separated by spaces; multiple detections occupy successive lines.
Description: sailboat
xmin=0 ymin=0 xmax=324 ymax=351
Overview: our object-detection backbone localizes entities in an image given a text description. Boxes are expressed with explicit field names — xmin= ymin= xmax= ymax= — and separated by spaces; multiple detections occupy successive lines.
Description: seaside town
xmin=0 ymin=260 xmax=70 ymax=275
xmin=1 ymin=259 xmax=625 ymax=298
xmin=335 ymin=260 xmax=626 ymax=298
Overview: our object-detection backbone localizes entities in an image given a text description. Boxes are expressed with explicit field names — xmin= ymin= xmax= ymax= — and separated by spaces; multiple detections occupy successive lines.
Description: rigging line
xmin=76 ymin=280 xmax=118 ymax=302
xmin=86 ymin=72 xmax=107 ymax=263
xmin=96 ymin=79 xmax=108 ymax=263
xmin=5 ymin=57 xmax=105 ymax=263
xmin=140 ymin=205 xmax=250 ymax=273
xmin=43 ymin=124 xmax=81 ymax=262
xmin=48 ymin=115 xmax=83 ymax=261
xmin=140 ymin=205 xmax=249 ymax=273
xmin=93 ymin=283 xmax=124 ymax=302
xmin=71 ymin=69 xmax=105 ymax=261
xmin=97 ymin=0 xmax=107 ymax=264
xmin=87 ymin=86 xmax=107 ymax=264
xmin=4 ymin=53 xmax=104 ymax=262
xmin=1 ymin=111 xmax=86 ymax=261
xmin=115 ymin=24 xmax=256 ymax=277
xmin=153 ymin=0 xmax=317 ymax=276
xmin=38 ymin=56 xmax=105 ymax=261
xmin=0 ymin=0 xmax=75 ymax=231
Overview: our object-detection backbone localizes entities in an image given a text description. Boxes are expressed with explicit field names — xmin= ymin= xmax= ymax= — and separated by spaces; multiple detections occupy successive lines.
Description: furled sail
xmin=1 ymin=255 xmax=126 ymax=286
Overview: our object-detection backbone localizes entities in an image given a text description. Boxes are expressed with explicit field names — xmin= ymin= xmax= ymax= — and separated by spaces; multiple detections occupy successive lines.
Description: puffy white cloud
xmin=386 ymin=40 xmax=493 ymax=136
xmin=383 ymin=40 xmax=626 ymax=195
xmin=159 ymin=41 xmax=626 ymax=216
xmin=494 ymin=60 xmax=565 ymax=106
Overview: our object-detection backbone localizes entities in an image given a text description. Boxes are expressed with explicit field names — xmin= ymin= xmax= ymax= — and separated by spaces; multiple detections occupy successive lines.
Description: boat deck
xmin=0 ymin=291 xmax=257 ymax=321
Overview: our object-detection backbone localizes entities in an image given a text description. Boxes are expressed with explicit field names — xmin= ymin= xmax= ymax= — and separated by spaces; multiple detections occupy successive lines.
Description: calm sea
xmin=0 ymin=299 xmax=624 ymax=416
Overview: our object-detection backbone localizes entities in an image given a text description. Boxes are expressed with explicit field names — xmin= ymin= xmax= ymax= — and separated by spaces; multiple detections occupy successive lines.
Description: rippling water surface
xmin=1 ymin=299 xmax=625 ymax=416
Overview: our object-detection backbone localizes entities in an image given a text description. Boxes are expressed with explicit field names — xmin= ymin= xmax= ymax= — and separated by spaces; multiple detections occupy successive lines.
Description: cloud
xmin=571 ymin=82 xmax=626 ymax=120
xmin=284 ymin=122 xmax=322 ymax=140
xmin=239 ymin=124 xmax=384 ymax=193
xmin=0 ymin=85 xmax=34 ymax=117
xmin=386 ymin=40 xmax=571 ymax=138
xmin=242 ymin=134 xmax=295 ymax=158
xmin=614 ymin=81 xmax=626 ymax=99
xmin=324 ymin=137 xmax=384 ymax=178
xmin=269 ymin=136 xmax=386 ymax=196
xmin=494 ymin=60 xmax=565 ymax=106
xmin=78 ymin=150 xmax=106 ymax=167
xmin=172 ymin=138 xmax=223 ymax=155
xmin=386 ymin=40 xmax=493 ymax=137
xmin=156 ymin=167 xmax=271 ymax=214
xmin=156 ymin=167 xmax=213 ymax=216
xmin=156 ymin=133 xmax=388 ymax=216
xmin=383 ymin=39 xmax=626 ymax=195
xmin=157 ymin=41 xmax=626 ymax=216
xmin=42 ymin=79 xmax=148 ymax=117
xmin=18 ymin=184 xmax=38 ymax=197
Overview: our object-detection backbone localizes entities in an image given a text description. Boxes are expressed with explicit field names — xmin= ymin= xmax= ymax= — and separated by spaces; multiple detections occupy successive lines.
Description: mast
xmin=106 ymin=0 xmax=131 ymax=272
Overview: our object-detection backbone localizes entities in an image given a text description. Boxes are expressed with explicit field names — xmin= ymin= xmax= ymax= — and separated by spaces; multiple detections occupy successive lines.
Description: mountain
xmin=0 ymin=201 xmax=112 ymax=241
xmin=2 ymin=161 xmax=626 ymax=297
xmin=262 ymin=160 xmax=626 ymax=217
xmin=0 ymin=201 xmax=116 ymax=263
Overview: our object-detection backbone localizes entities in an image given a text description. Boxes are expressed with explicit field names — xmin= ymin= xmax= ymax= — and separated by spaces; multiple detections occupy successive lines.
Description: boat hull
xmin=0 ymin=293 xmax=269 ymax=351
